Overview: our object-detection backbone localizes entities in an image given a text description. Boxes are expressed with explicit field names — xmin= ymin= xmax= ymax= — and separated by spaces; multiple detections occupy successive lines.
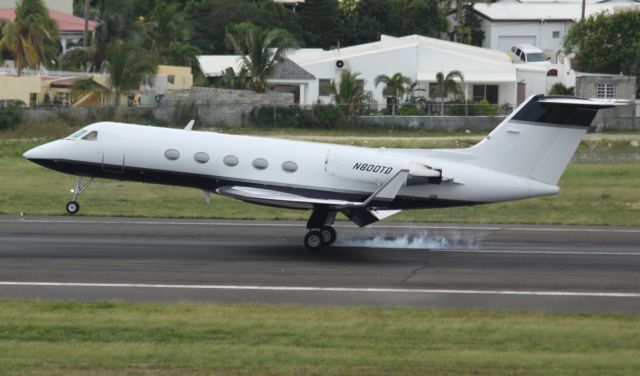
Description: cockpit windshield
xmin=67 ymin=129 xmax=88 ymax=139
xmin=66 ymin=129 xmax=98 ymax=141
xmin=82 ymin=131 xmax=98 ymax=141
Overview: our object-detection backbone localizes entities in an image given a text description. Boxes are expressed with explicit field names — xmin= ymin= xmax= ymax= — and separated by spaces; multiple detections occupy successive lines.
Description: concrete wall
xmin=156 ymin=87 xmax=294 ymax=127
xmin=576 ymin=75 xmax=638 ymax=131
xmin=349 ymin=115 xmax=504 ymax=131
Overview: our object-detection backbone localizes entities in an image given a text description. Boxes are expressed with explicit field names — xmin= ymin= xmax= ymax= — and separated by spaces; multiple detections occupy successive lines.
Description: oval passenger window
xmin=194 ymin=152 xmax=209 ymax=164
xmin=282 ymin=161 xmax=298 ymax=172
xmin=223 ymin=155 xmax=239 ymax=166
xmin=164 ymin=149 xmax=180 ymax=161
xmin=252 ymin=158 xmax=268 ymax=170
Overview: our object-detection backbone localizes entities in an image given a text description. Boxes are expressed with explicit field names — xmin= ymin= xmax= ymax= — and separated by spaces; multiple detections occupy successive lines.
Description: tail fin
xmin=467 ymin=95 xmax=616 ymax=185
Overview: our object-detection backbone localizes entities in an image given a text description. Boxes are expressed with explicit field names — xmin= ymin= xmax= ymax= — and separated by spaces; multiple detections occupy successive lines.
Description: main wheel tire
xmin=320 ymin=226 xmax=337 ymax=245
xmin=304 ymin=230 xmax=324 ymax=252
xmin=66 ymin=201 xmax=80 ymax=215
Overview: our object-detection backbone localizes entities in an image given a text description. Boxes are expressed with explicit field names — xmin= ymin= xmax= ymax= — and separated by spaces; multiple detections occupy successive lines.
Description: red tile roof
xmin=0 ymin=9 xmax=97 ymax=32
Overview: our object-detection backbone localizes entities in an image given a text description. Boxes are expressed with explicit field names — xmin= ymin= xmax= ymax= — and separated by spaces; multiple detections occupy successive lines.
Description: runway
xmin=0 ymin=215 xmax=639 ymax=313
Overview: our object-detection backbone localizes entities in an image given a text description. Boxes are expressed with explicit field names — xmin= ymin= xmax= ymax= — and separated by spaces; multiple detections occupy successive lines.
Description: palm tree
xmin=430 ymin=70 xmax=464 ymax=115
xmin=103 ymin=40 xmax=157 ymax=105
xmin=225 ymin=23 xmax=298 ymax=93
xmin=374 ymin=72 xmax=411 ymax=115
xmin=330 ymin=69 xmax=371 ymax=114
xmin=0 ymin=0 xmax=59 ymax=76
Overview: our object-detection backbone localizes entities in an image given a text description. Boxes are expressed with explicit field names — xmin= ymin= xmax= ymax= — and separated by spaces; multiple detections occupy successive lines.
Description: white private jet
xmin=23 ymin=95 xmax=614 ymax=250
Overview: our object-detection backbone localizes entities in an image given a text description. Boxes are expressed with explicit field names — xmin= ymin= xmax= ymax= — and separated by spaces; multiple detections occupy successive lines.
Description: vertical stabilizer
xmin=467 ymin=95 xmax=616 ymax=185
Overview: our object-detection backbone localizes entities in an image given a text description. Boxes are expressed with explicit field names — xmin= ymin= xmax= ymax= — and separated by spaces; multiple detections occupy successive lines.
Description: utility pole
xmin=581 ymin=0 xmax=586 ymax=20
xmin=83 ymin=0 xmax=89 ymax=48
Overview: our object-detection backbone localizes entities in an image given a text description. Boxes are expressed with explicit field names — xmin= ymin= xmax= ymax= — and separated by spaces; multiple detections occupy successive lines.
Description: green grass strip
xmin=0 ymin=300 xmax=638 ymax=375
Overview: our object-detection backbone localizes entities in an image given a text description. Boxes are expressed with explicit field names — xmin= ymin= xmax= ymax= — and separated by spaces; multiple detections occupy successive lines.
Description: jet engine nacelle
xmin=324 ymin=148 xmax=440 ymax=185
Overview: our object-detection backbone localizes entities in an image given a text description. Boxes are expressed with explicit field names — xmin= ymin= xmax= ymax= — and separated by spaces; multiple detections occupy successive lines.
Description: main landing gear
xmin=303 ymin=206 xmax=337 ymax=251
xmin=66 ymin=176 xmax=93 ymax=215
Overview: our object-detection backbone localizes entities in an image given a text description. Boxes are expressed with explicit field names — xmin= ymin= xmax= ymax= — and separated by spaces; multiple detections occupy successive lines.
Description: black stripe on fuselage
xmin=26 ymin=158 xmax=479 ymax=210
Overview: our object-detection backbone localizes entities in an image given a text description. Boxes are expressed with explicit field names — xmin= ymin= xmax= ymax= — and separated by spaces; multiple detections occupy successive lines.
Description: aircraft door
xmin=101 ymin=131 xmax=126 ymax=173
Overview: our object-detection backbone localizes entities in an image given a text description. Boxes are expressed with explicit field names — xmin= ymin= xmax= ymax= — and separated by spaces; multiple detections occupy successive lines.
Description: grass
xmin=0 ymin=300 xmax=638 ymax=375
xmin=1 ymin=133 xmax=639 ymax=226
xmin=1 ymin=155 xmax=639 ymax=226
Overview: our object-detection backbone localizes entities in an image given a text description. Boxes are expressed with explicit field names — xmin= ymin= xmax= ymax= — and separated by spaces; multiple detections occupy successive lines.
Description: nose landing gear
xmin=66 ymin=176 xmax=93 ymax=215
xmin=304 ymin=206 xmax=337 ymax=251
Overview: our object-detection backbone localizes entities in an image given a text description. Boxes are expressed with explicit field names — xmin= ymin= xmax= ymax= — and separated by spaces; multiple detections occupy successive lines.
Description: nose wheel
xmin=66 ymin=176 xmax=93 ymax=215
xmin=66 ymin=201 xmax=80 ymax=214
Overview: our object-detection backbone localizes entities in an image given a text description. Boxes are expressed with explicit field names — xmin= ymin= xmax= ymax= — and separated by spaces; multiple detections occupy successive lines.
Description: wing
xmin=217 ymin=170 xmax=409 ymax=211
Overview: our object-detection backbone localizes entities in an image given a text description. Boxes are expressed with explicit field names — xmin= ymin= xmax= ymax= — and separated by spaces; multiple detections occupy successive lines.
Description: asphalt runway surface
xmin=0 ymin=215 xmax=639 ymax=313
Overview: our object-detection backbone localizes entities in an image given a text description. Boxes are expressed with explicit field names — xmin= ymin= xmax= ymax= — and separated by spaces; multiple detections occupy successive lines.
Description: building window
xmin=596 ymin=83 xmax=616 ymax=99
xmin=472 ymin=85 xmax=499 ymax=104
xmin=168 ymin=75 xmax=175 ymax=84
xmin=552 ymin=31 xmax=560 ymax=39
xmin=429 ymin=83 xmax=447 ymax=98
xmin=319 ymin=79 xmax=331 ymax=96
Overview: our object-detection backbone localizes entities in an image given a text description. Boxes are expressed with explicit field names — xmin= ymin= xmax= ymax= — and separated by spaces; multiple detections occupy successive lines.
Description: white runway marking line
xmin=0 ymin=282 xmax=639 ymax=298
xmin=2 ymin=218 xmax=640 ymax=233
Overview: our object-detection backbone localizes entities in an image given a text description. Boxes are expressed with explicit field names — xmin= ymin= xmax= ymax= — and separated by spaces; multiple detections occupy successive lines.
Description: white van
xmin=510 ymin=44 xmax=550 ymax=64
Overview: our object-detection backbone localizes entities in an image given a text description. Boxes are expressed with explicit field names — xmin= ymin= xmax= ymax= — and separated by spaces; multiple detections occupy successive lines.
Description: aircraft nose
xmin=23 ymin=144 xmax=48 ymax=160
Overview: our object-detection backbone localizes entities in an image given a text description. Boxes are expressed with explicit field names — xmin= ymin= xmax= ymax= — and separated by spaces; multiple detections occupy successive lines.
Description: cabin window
xmin=164 ymin=149 xmax=180 ymax=161
xmin=223 ymin=155 xmax=239 ymax=166
xmin=282 ymin=161 xmax=298 ymax=173
xmin=252 ymin=158 xmax=268 ymax=170
xmin=82 ymin=131 xmax=98 ymax=141
xmin=194 ymin=152 xmax=209 ymax=164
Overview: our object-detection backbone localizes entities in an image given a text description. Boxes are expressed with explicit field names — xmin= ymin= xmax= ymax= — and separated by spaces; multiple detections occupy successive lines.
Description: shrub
xmin=0 ymin=101 xmax=25 ymax=131
xmin=398 ymin=104 xmax=424 ymax=116
xmin=311 ymin=104 xmax=342 ymax=128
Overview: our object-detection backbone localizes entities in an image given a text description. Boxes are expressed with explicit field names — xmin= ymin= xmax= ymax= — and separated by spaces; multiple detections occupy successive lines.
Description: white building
xmin=462 ymin=2 xmax=640 ymax=56
xmin=199 ymin=34 xmax=562 ymax=108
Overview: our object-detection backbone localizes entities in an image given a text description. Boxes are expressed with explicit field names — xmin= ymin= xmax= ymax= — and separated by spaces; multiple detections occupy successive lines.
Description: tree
xmin=548 ymin=83 xmax=575 ymax=96
xmin=91 ymin=0 xmax=145 ymax=68
xmin=225 ymin=23 xmax=298 ymax=93
xmin=452 ymin=3 xmax=484 ymax=47
xmin=430 ymin=70 xmax=464 ymax=114
xmin=214 ymin=67 xmax=249 ymax=90
xmin=564 ymin=10 xmax=640 ymax=97
xmin=185 ymin=0 xmax=299 ymax=54
xmin=0 ymin=0 xmax=59 ymax=76
xmin=374 ymin=72 xmax=412 ymax=115
xmin=79 ymin=40 xmax=157 ymax=105
xmin=144 ymin=2 xmax=201 ymax=69
xmin=330 ymin=69 xmax=371 ymax=114
xmin=297 ymin=0 xmax=340 ymax=49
